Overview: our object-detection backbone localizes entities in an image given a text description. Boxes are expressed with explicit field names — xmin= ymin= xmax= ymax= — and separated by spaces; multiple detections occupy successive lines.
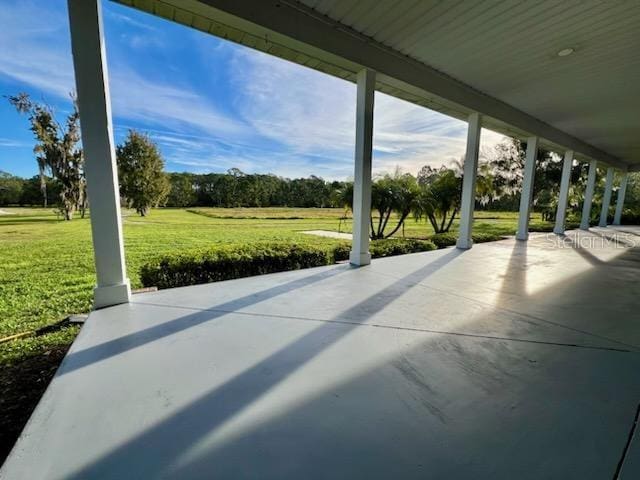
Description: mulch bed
xmin=0 ymin=345 xmax=70 ymax=464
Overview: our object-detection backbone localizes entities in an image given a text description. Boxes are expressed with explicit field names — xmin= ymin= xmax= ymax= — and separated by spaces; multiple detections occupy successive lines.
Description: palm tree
xmin=414 ymin=167 xmax=461 ymax=233
xmin=335 ymin=171 xmax=419 ymax=239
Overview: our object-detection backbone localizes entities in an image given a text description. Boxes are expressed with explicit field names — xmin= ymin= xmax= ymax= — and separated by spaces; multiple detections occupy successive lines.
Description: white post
xmin=350 ymin=69 xmax=375 ymax=266
xmin=516 ymin=136 xmax=539 ymax=241
xmin=553 ymin=150 xmax=573 ymax=234
xmin=456 ymin=112 xmax=482 ymax=249
xmin=68 ymin=0 xmax=131 ymax=308
xmin=580 ymin=159 xmax=597 ymax=230
xmin=613 ymin=171 xmax=629 ymax=225
xmin=599 ymin=167 xmax=614 ymax=227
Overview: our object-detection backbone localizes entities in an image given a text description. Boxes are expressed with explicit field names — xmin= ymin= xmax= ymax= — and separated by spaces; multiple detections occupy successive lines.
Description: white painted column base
xmin=349 ymin=252 xmax=372 ymax=266
xmin=94 ymin=280 xmax=131 ymax=309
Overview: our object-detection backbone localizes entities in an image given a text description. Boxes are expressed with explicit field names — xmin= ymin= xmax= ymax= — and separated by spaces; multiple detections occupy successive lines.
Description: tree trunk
xmin=428 ymin=214 xmax=439 ymax=233
xmin=444 ymin=208 xmax=458 ymax=232
xmin=385 ymin=212 xmax=408 ymax=238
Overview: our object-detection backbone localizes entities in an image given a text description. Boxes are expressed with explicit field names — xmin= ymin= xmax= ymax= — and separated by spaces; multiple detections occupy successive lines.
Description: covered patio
xmin=3 ymin=228 xmax=640 ymax=478
xmin=2 ymin=0 xmax=640 ymax=478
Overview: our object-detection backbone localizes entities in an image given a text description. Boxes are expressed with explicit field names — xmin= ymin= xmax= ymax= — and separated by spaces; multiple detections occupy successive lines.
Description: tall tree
xmin=116 ymin=130 xmax=170 ymax=216
xmin=8 ymin=93 xmax=86 ymax=219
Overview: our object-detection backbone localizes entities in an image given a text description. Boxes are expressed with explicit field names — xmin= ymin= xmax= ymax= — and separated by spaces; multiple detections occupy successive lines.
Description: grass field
xmin=0 ymin=207 xmax=553 ymax=349
xmin=0 ymin=206 xmax=554 ymax=460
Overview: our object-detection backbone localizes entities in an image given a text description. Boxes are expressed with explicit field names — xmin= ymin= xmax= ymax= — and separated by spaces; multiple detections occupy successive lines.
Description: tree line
xmin=4 ymin=91 xmax=638 ymax=229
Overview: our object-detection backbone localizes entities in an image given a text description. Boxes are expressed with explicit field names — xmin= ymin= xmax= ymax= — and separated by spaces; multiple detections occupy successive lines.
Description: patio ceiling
xmin=113 ymin=0 xmax=640 ymax=170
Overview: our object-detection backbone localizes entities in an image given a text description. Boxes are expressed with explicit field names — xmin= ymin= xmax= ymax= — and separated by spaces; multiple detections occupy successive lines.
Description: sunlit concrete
xmin=2 ymin=228 xmax=640 ymax=479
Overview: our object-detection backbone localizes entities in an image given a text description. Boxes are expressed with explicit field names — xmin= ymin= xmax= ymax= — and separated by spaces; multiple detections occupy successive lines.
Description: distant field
xmin=0 ymin=206 xmax=547 ymax=364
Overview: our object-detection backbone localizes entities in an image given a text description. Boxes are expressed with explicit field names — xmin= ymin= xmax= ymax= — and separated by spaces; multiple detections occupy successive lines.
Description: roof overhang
xmin=114 ymin=0 xmax=638 ymax=171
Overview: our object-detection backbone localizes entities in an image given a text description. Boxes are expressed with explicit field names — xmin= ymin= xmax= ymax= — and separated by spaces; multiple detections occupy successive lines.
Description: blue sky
xmin=0 ymin=0 xmax=504 ymax=180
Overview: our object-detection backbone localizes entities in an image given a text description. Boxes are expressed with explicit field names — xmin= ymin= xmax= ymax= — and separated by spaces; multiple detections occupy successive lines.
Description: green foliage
xmin=429 ymin=231 xmax=503 ymax=249
xmin=167 ymin=170 xmax=345 ymax=208
xmin=484 ymin=138 xmax=589 ymax=219
xmin=117 ymin=130 xmax=170 ymax=216
xmin=336 ymin=172 xmax=420 ymax=239
xmin=0 ymin=172 xmax=24 ymax=205
xmin=140 ymin=242 xmax=333 ymax=289
xmin=369 ymin=238 xmax=436 ymax=257
xmin=140 ymin=238 xmax=438 ymax=289
xmin=414 ymin=166 xmax=462 ymax=233
xmin=428 ymin=232 xmax=459 ymax=249
xmin=370 ymin=171 xmax=420 ymax=239
xmin=7 ymin=93 xmax=86 ymax=219
xmin=167 ymin=173 xmax=197 ymax=207
xmin=623 ymin=172 xmax=640 ymax=211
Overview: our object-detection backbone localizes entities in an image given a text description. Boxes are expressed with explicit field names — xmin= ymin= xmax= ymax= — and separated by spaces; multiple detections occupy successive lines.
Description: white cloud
xmin=230 ymin=48 xmax=357 ymax=157
xmin=0 ymin=1 xmax=74 ymax=98
xmin=0 ymin=138 xmax=29 ymax=148
xmin=231 ymin=48 xmax=507 ymax=178
xmin=108 ymin=66 xmax=250 ymax=141
xmin=0 ymin=0 xmax=508 ymax=180
xmin=0 ymin=1 xmax=254 ymax=152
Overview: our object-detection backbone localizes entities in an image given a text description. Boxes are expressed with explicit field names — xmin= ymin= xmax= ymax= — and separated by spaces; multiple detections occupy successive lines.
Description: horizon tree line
xmin=4 ymin=91 xmax=637 ymax=231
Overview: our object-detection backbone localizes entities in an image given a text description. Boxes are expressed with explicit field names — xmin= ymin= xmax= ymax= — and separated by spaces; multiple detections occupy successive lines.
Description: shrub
xmin=140 ymin=239 xmax=439 ymax=289
xmin=370 ymin=238 xmax=436 ymax=257
xmin=140 ymin=243 xmax=333 ymax=289
xmin=471 ymin=232 xmax=505 ymax=244
xmin=529 ymin=220 xmax=579 ymax=233
xmin=621 ymin=210 xmax=640 ymax=225
xmin=332 ymin=244 xmax=351 ymax=262
xmin=429 ymin=232 xmax=504 ymax=248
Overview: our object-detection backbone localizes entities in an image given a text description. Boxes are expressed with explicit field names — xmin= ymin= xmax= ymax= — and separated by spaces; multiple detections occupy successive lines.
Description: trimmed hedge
xmin=370 ymin=238 xmax=437 ymax=257
xmin=140 ymin=243 xmax=333 ymax=289
xmin=621 ymin=211 xmax=640 ymax=225
xmin=140 ymin=238 xmax=437 ymax=289
xmin=429 ymin=232 xmax=504 ymax=249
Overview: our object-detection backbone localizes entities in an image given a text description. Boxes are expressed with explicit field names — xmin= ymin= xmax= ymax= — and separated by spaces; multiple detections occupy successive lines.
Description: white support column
xmin=580 ymin=159 xmax=597 ymax=230
xmin=613 ymin=171 xmax=629 ymax=225
xmin=456 ymin=112 xmax=482 ymax=249
xmin=68 ymin=0 xmax=131 ymax=308
xmin=516 ymin=136 xmax=539 ymax=241
xmin=553 ymin=150 xmax=573 ymax=234
xmin=599 ymin=167 xmax=614 ymax=227
xmin=350 ymin=68 xmax=375 ymax=266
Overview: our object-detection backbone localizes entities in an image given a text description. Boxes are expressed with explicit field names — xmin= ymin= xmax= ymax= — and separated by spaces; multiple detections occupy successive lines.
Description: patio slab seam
xmin=129 ymin=300 xmax=635 ymax=354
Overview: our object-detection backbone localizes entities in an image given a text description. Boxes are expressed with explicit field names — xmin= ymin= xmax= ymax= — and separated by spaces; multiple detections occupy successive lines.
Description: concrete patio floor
xmin=2 ymin=227 xmax=640 ymax=479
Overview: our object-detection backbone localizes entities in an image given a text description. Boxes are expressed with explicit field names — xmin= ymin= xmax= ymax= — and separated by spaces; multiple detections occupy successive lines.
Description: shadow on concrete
xmin=34 ymin=242 xmax=640 ymax=479
xmin=60 ymin=264 xmax=352 ymax=376
xmin=63 ymin=249 xmax=464 ymax=479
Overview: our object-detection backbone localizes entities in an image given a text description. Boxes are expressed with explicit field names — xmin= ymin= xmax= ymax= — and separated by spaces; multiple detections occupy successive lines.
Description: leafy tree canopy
xmin=116 ymin=130 xmax=170 ymax=216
